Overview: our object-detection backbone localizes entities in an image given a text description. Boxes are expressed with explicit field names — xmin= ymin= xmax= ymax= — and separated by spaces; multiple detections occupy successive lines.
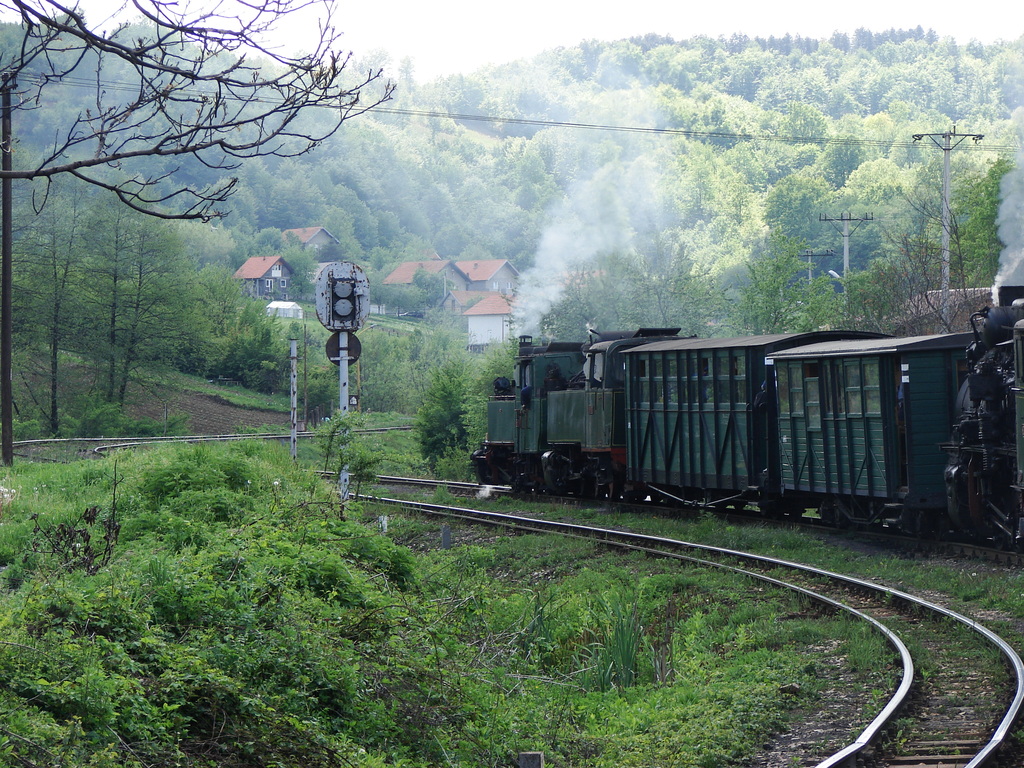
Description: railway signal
xmin=314 ymin=262 xmax=370 ymax=502
xmin=315 ymin=261 xmax=369 ymax=332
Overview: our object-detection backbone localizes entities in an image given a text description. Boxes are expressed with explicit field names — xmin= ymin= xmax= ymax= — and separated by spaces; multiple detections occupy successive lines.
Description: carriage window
xmin=1017 ymin=336 xmax=1024 ymax=386
xmin=863 ymin=361 xmax=881 ymax=415
xmin=700 ymin=354 xmax=714 ymax=408
xmin=519 ymin=361 xmax=533 ymax=388
xmin=805 ymin=379 xmax=821 ymax=429
xmin=845 ymin=363 xmax=862 ymax=416
xmin=776 ymin=365 xmax=790 ymax=413
xmin=685 ymin=354 xmax=698 ymax=406
xmin=733 ymin=356 xmax=746 ymax=377
xmin=716 ymin=353 xmax=731 ymax=405
xmin=586 ymin=352 xmax=605 ymax=389
xmin=790 ymin=371 xmax=804 ymax=415
xmin=821 ymin=361 xmax=844 ymax=416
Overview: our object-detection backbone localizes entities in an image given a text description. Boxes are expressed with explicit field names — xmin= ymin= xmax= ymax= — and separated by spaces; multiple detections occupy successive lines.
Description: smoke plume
xmin=994 ymin=107 xmax=1024 ymax=292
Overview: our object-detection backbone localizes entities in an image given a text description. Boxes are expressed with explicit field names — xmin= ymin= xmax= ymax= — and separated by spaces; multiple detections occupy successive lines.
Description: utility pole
xmin=913 ymin=126 xmax=983 ymax=328
xmin=1 ymin=73 xmax=14 ymax=467
xmin=819 ymin=213 xmax=873 ymax=277
xmin=802 ymin=249 xmax=835 ymax=281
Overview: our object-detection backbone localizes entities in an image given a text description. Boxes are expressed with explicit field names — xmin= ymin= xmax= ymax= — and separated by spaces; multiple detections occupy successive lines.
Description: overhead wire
xmin=13 ymin=70 xmax=1021 ymax=154
xmin=371 ymin=106 xmax=1019 ymax=153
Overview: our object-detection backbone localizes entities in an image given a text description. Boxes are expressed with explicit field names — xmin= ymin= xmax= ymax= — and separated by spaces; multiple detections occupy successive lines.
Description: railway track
xmin=9 ymin=426 xmax=413 ymax=460
xmin=377 ymin=474 xmax=1024 ymax=566
xmin=361 ymin=493 xmax=1024 ymax=768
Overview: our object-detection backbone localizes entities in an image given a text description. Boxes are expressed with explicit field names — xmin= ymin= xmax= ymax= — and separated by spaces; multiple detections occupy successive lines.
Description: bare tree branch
xmin=0 ymin=0 xmax=393 ymax=219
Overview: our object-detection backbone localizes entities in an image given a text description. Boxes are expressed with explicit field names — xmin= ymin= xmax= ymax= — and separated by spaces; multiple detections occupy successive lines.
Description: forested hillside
xmin=4 ymin=20 xmax=1023 ymax=436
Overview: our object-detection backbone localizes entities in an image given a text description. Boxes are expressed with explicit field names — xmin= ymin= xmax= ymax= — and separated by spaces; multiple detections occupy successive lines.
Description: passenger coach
xmin=623 ymin=332 xmax=881 ymax=511
xmin=767 ymin=333 xmax=972 ymax=531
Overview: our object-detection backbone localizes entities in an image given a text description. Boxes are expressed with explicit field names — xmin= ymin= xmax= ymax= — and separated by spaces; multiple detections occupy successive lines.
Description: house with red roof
xmin=233 ymin=255 xmax=295 ymax=299
xmin=464 ymin=293 xmax=514 ymax=349
xmin=382 ymin=259 xmax=470 ymax=292
xmin=440 ymin=290 xmax=496 ymax=313
xmin=282 ymin=227 xmax=340 ymax=257
xmin=453 ymin=260 xmax=519 ymax=294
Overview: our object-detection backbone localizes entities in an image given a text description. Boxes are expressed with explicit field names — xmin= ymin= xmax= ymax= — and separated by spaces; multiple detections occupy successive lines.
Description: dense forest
xmin=4 ymin=19 xmax=1023 ymax=437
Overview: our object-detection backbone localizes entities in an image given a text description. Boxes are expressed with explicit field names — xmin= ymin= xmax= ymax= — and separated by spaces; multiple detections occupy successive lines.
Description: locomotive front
xmin=945 ymin=285 xmax=1024 ymax=548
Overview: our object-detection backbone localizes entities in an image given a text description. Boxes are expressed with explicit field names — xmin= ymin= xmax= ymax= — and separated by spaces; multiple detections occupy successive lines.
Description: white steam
xmin=994 ymin=107 xmax=1024 ymax=293
xmin=512 ymin=155 xmax=667 ymax=337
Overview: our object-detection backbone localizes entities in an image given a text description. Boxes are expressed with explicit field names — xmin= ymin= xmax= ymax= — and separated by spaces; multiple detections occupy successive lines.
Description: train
xmin=471 ymin=286 xmax=1024 ymax=549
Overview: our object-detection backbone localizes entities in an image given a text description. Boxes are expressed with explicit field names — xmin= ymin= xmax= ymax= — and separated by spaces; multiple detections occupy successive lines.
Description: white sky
xmin=22 ymin=0 xmax=1024 ymax=81
xmin=327 ymin=0 xmax=1023 ymax=81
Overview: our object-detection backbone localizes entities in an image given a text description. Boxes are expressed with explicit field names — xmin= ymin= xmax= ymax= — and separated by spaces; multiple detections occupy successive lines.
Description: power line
xmin=13 ymin=72 xmax=1021 ymax=154
xmin=370 ymin=107 xmax=1019 ymax=154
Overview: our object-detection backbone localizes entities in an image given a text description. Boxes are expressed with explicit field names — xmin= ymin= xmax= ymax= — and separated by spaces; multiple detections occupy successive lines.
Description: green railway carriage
xmin=768 ymin=333 xmax=972 ymax=528
xmin=623 ymin=332 xmax=880 ymax=508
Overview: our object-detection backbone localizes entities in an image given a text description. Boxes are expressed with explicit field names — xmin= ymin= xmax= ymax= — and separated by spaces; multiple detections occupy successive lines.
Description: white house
xmin=464 ymin=293 xmax=513 ymax=349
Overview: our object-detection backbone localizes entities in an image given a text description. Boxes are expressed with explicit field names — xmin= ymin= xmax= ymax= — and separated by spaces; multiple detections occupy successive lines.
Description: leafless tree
xmin=1 ymin=0 xmax=393 ymax=218
xmin=0 ymin=0 xmax=393 ymax=464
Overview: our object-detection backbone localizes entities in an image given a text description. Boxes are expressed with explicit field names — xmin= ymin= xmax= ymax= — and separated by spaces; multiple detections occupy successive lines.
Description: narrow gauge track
xmin=378 ymin=475 xmax=1024 ymax=566
xmin=363 ymin=494 xmax=1024 ymax=768
xmin=10 ymin=427 xmax=413 ymax=459
xmin=374 ymin=475 xmax=511 ymax=496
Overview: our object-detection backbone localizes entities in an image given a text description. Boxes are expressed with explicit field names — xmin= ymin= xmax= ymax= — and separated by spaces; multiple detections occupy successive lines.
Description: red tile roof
xmin=233 ymin=256 xmax=290 ymax=279
xmin=383 ymin=260 xmax=456 ymax=284
xmin=282 ymin=226 xmax=338 ymax=245
xmin=454 ymin=259 xmax=517 ymax=282
xmin=445 ymin=290 xmax=494 ymax=307
xmin=463 ymin=293 xmax=513 ymax=316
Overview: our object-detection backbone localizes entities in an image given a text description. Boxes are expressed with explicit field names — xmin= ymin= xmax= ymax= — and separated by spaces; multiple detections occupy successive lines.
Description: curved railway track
xmin=361 ymin=493 xmax=1024 ymax=768
xmin=378 ymin=474 xmax=1024 ymax=566
xmin=10 ymin=426 xmax=413 ymax=459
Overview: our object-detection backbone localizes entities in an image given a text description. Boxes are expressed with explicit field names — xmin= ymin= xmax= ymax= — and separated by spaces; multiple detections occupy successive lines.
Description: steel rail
xmin=364 ymin=495 xmax=1024 ymax=768
xmin=10 ymin=425 xmax=413 ymax=453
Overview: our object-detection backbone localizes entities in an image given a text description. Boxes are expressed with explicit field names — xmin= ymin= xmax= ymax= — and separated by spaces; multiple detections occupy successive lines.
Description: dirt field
xmin=129 ymin=389 xmax=291 ymax=435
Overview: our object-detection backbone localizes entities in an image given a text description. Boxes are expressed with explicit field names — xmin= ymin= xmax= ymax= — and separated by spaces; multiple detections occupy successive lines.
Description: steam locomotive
xmin=472 ymin=287 xmax=1024 ymax=549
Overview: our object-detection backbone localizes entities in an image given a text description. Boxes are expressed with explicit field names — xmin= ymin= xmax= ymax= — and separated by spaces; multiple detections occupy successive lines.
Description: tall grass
xmin=577 ymin=595 xmax=645 ymax=692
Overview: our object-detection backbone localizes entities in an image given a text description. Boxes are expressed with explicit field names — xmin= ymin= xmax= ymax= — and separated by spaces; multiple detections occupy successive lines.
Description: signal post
xmin=314 ymin=262 xmax=370 ymax=501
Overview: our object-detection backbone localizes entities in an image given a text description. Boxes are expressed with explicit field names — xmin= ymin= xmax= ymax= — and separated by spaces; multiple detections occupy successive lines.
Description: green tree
xmin=213 ymin=302 xmax=288 ymax=393
xmin=79 ymin=205 xmax=197 ymax=405
xmin=953 ymin=156 xmax=1011 ymax=287
xmin=13 ymin=181 xmax=91 ymax=434
xmin=735 ymin=233 xmax=840 ymax=333
xmin=415 ymin=357 xmax=473 ymax=474
xmin=764 ymin=174 xmax=834 ymax=250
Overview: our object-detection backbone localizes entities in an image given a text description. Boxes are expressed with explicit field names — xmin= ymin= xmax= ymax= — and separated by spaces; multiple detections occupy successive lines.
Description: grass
xmin=357 ymin=499 xmax=897 ymax=765
xmin=1 ymin=437 xmax=1010 ymax=768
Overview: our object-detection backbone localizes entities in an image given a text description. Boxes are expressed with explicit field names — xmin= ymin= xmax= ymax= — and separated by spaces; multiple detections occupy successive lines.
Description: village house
xmin=282 ymin=227 xmax=340 ymax=257
xmin=440 ymin=289 xmax=497 ymax=313
xmin=453 ymin=259 xmax=519 ymax=294
xmin=464 ymin=293 xmax=514 ymax=350
xmin=233 ymin=255 xmax=295 ymax=299
xmin=382 ymin=258 xmax=470 ymax=293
